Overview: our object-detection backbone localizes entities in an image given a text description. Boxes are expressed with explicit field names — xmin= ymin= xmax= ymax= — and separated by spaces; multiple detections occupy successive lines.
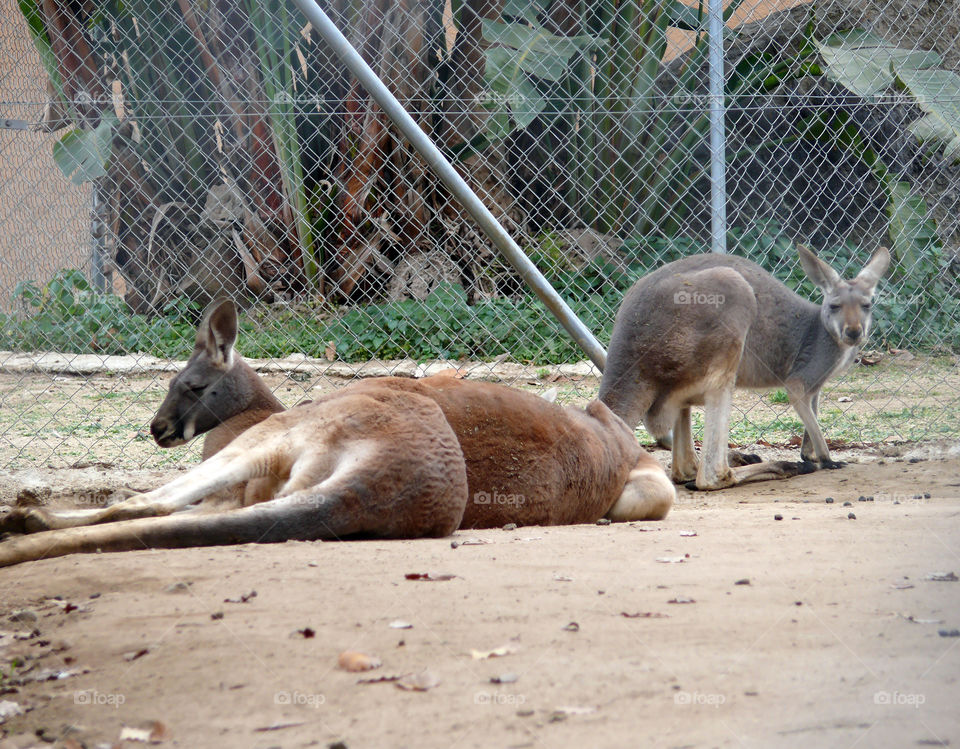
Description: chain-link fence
xmin=0 ymin=0 xmax=958 ymax=471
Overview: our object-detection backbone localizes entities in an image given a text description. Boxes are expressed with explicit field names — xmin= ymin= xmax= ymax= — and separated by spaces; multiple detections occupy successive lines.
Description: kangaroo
xmin=598 ymin=246 xmax=890 ymax=490
xmin=0 ymin=300 xmax=674 ymax=567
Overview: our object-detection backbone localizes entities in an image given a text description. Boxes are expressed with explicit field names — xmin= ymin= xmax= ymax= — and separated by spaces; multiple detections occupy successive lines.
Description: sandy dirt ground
xmin=1 ymin=455 xmax=958 ymax=749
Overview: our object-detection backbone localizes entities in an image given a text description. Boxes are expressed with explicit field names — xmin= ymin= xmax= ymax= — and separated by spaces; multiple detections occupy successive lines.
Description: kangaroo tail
xmin=0 ymin=494 xmax=365 ymax=568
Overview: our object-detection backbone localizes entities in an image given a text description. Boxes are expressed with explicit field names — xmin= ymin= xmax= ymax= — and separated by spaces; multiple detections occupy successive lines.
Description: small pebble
xmin=924 ymin=492 xmax=931 ymax=499
xmin=938 ymin=629 xmax=960 ymax=638
xmin=843 ymin=501 xmax=852 ymax=507
xmin=774 ymin=514 xmax=783 ymax=521
xmin=848 ymin=512 xmax=856 ymax=520
xmin=596 ymin=518 xmax=611 ymax=526
xmin=825 ymin=497 xmax=834 ymax=504
xmin=502 ymin=523 xmax=517 ymax=531
xmin=8 ymin=610 xmax=38 ymax=626
xmin=908 ymin=457 xmax=922 ymax=463
xmin=734 ymin=579 xmax=750 ymax=586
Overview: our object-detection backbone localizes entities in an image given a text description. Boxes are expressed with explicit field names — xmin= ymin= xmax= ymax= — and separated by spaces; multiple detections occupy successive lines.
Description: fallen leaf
xmin=459 ymin=538 xmax=490 ymax=546
xmin=388 ymin=620 xmax=413 ymax=630
xmin=678 ymin=530 xmax=698 ymax=537
xmin=123 ymin=648 xmax=149 ymax=662
xmin=337 ymin=651 xmax=381 ymax=672
xmin=562 ymin=622 xmax=580 ymax=632
xmin=837 ymin=396 xmax=853 ymax=403
xmin=119 ymin=727 xmax=152 ymax=743
xmin=656 ymin=556 xmax=688 ymax=564
xmin=224 ymin=590 xmax=257 ymax=603
xmin=550 ymin=705 xmax=597 ymax=721
xmin=898 ymin=613 xmax=944 ymax=624
xmin=357 ymin=674 xmax=404 ymax=684
xmin=620 ymin=612 xmax=669 ymax=619
xmin=926 ymin=572 xmax=958 ymax=582
xmin=552 ymin=574 xmax=573 ymax=582
xmin=254 ymin=722 xmax=306 ymax=732
xmin=50 ymin=600 xmax=89 ymax=614
xmin=471 ymin=644 xmax=519 ymax=660
xmin=490 ymin=673 xmax=519 ymax=684
xmin=404 ymin=572 xmax=458 ymax=581
xmin=294 ymin=628 xmax=315 ymax=639
xmin=668 ymin=596 xmax=696 ymax=604
xmin=396 ymin=669 xmax=440 ymax=691
xmin=119 ymin=721 xmax=169 ymax=743
xmin=890 ymin=583 xmax=914 ymax=590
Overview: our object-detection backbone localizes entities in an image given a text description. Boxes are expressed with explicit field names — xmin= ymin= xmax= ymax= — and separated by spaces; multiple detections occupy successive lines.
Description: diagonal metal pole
xmin=290 ymin=0 xmax=608 ymax=370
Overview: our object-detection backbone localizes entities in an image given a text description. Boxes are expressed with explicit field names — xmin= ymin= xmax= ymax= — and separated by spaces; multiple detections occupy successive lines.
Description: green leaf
xmin=887 ymin=180 xmax=941 ymax=272
xmin=894 ymin=66 xmax=960 ymax=164
xmin=502 ymin=0 xmax=549 ymax=24
xmin=666 ymin=0 xmax=704 ymax=31
xmin=52 ymin=114 xmax=117 ymax=185
xmin=816 ymin=30 xmax=941 ymax=98
xmin=482 ymin=20 xmax=595 ymax=81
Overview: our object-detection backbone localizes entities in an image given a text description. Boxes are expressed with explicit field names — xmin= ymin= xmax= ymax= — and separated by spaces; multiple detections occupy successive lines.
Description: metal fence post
xmin=708 ymin=0 xmax=727 ymax=254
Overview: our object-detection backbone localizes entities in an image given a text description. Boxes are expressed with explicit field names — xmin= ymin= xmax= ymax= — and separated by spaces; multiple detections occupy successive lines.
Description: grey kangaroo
xmin=0 ymin=300 xmax=673 ymax=567
xmin=599 ymin=245 xmax=890 ymax=490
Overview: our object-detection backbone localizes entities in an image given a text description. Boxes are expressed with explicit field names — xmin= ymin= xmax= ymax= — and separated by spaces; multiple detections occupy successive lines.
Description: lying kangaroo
xmin=599 ymin=246 xmax=890 ymax=490
xmin=0 ymin=300 xmax=674 ymax=567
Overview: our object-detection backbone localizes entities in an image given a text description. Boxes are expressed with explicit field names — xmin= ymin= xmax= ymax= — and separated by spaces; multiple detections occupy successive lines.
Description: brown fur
xmin=0 ymin=301 xmax=674 ymax=567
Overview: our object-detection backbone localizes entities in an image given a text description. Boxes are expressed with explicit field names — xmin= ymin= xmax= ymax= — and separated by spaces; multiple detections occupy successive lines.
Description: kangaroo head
xmin=798 ymin=245 xmax=890 ymax=348
xmin=150 ymin=299 xmax=253 ymax=448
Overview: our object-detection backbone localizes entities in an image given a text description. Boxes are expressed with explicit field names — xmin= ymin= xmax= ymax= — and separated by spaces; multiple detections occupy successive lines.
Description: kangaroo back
xmin=349 ymin=377 xmax=658 ymax=527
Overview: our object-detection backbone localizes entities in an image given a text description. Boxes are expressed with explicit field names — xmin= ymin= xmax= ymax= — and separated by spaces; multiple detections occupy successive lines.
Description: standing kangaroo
xmin=0 ymin=300 xmax=674 ymax=567
xmin=599 ymin=246 xmax=890 ymax=490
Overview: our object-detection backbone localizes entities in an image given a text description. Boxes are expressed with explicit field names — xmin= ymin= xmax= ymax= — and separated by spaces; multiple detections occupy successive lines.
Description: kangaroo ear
xmin=198 ymin=298 xmax=238 ymax=367
xmin=797 ymin=244 xmax=841 ymax=293
xmin=855 ymin=246 xmax=890 ymax=290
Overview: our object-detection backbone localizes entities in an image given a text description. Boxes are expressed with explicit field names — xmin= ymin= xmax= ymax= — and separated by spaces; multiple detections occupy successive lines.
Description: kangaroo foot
xmin=0 ymin=507 xmax=55 ymax=536
xmin=817 ymin=458 xmax=846 ymax=470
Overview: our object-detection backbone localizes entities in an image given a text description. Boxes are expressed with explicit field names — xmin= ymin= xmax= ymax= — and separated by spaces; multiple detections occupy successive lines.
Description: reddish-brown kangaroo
xmin=0 ymin=300 xmax=674 ymax=566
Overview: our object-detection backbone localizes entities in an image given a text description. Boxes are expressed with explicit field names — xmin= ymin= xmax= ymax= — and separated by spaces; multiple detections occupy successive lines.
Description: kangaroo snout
xmin=843 ymin=325 xmax=863 ymax=345
xmin=150 ymin=417 xmax=180 ymax=447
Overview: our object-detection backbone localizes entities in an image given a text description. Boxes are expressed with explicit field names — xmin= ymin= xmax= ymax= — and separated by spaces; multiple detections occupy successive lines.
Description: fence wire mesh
xmin=0 ymin=0 xmax=958 ymax=471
